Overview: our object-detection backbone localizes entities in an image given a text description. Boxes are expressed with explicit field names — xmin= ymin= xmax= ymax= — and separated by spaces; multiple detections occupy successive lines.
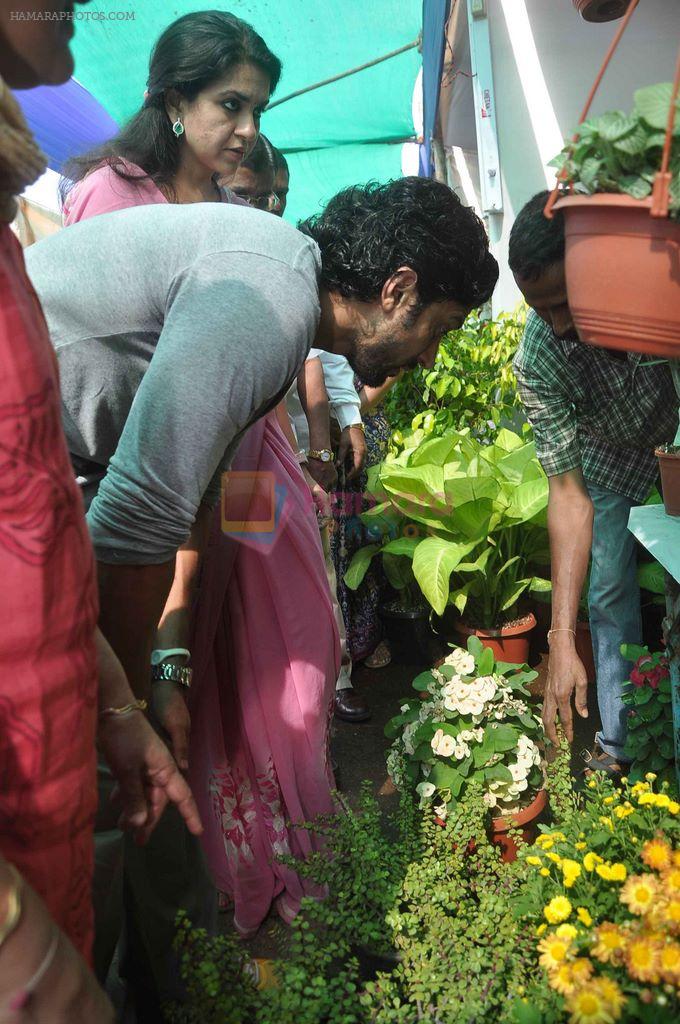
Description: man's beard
xmin=346 ymin=333 xmax=410 ymax=387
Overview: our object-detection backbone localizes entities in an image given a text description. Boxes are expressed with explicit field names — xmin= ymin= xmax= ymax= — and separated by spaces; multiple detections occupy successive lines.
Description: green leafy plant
xmin=620 ymin=643 xmax=676 ymax=789
xmin=346 ymin=427 xmax=551 ymax=627
xmin=385 ymin=307 xmax=526 ymax=448
xmin=385 ymin=637 xmax=545 ymax=817
xmin=553 ymin=82 xmax=680 ymax=214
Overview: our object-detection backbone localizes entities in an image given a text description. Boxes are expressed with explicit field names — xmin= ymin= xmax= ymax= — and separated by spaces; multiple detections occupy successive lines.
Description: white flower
xmin=473 ymin=676 xmax=498 ymax=702
xmin=445 ymin=648 xmax=476 ymax=676
xmin=453 ymin=742 xmax=470 ymax=761
xmin=509 ymin=762 xmax=528 ymax=782
xmin=402 ymin=722 xmax=417 ymax=756
xmin=400 ymin=704 xmax=410 ymax=714
xmin=474 ymin=728 xmax=485 ymax=742
xmin=430 ymin=729 xmax=455 ymax=758
xmin=443 ymin=677 xmax=468 ymax=700
xmin=483 ymin=791 xmax=498 ymax=809
xmin=431 ymin=668 xmax=446 ymax=686
xmin=434 ymin=803 xmax=448 ymax=821
xmin=458 ymin=729 xmax=475 ymax=743
xmin=461 ymin=699 xmax=485 ymax=717
xmin=416 ymin=781 xmax=436 ymax=808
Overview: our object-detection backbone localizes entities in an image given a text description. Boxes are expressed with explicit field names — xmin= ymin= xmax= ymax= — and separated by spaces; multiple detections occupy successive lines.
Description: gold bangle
xmin=0 ymin=864 xmax=22 ymax=950
xmin=99 ymin=698 xmax=148 ymax=719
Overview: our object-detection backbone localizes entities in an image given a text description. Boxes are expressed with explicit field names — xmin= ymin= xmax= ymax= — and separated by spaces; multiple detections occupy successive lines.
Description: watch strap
xmin=307 ymin=448 xmax=333 ymax=462
xmin=151 ymin=647 xmax=191 ymax=665
xmin=151 ymin=662 xmax=193 ymax=689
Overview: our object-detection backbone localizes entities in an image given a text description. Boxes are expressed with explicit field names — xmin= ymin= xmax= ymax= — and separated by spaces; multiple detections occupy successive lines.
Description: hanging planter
xmin=573 ymin=0 xmax=628 ymax=21
xmin=552 ymin=193 xmax=680 ymax=358
xmin=656 ymin=445 xmax=680 ymax=517
xmin=546 ymin=1 xmax=680 ymax=357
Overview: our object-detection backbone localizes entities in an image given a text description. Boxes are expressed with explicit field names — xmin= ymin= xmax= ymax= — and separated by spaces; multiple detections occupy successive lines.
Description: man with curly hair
xmin=26 ymin=176 xmax=497 ymax=705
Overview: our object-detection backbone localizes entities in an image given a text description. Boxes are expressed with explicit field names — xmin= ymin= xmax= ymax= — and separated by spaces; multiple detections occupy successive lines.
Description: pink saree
xmin=189 ymin=412 xmax=339 ymax=937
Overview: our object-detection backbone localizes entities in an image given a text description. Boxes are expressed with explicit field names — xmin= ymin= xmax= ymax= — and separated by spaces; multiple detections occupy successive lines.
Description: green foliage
xmin=620 ymin=644 xmax=677 ymax=790
xmin=345 ymin=427 xmax=551 ymax=627
xmin=553 ymin=82 xmax=680 ymax=216
xmin=384 ymin=308 xmax=526 ymax=446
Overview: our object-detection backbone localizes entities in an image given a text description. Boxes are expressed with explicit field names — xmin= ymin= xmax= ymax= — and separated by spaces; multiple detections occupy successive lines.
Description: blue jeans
xmin=587 ymin=481 xmax=642 ymax=762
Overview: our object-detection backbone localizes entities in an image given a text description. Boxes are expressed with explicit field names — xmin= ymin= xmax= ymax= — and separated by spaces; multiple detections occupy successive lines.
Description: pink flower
xmin=630 ymin=668 xmax=647 ymax=688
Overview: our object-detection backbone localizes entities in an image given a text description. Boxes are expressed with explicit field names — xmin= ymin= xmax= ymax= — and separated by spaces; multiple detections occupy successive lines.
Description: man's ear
xmin=380 ymin=266 xmax=418 ymax=313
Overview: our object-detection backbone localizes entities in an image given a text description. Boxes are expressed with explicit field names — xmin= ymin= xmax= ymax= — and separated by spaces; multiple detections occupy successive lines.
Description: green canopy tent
xmin=59 ymin=0 xmax=421 ymax=223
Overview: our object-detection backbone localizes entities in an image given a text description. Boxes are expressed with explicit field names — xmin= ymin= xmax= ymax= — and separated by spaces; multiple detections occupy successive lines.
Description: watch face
xmin=320 ymin=451 xmax=331 ymax=462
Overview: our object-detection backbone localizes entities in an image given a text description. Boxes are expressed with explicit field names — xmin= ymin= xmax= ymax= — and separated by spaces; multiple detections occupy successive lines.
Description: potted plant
xmin=346 ymin=426 xmax=551 ymax=663
xmin=656 ymin=444 xmax=680 ymax=517
xmin=550 ymin=81 xmax=680 ymax=357
xmin=620 ymin=643 xmax=676 ymax=788
xmin=385 ymin=636 xmax=548 ymax=861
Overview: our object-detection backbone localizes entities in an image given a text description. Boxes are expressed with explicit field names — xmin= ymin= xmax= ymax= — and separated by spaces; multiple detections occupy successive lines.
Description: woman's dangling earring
xmin=172 ymin=117 xmax=185 ymax=138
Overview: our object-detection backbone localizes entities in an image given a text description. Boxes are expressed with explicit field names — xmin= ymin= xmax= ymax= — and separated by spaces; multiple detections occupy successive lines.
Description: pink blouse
xmin=63 ymin=159 xmax=246 ymax=226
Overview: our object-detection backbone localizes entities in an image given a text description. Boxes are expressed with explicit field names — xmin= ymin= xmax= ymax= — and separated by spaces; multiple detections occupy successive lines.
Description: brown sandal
xmin=364 ymin=640 xmax=391 ymax=670
xmin=582 ymin=746 xmax=625 ymax=784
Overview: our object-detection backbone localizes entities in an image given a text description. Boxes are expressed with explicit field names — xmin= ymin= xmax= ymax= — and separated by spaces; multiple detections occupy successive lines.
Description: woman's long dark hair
xmin=60 ymin=10 xmax=281 ymax=204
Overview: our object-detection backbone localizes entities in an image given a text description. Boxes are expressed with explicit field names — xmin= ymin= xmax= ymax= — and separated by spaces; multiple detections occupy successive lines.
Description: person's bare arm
xmin=298 ymin=357 xmax=337 ymax=491
xmin=358 ymin=372 xmax=402 ymax=415
xmin=543 ymin=468 xmax=594 ymax=745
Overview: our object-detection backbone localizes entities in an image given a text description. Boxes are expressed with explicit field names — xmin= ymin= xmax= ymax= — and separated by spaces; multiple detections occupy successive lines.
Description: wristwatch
xmin=151 ymin=662 xmax=193 ymax=689
xmin=307 ymin=448 xmax=333 ymax=463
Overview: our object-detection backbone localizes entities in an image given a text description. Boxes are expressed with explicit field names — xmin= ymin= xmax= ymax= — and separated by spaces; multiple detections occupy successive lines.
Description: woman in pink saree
xmin=63 ymin=12 xmax=339 ymax=937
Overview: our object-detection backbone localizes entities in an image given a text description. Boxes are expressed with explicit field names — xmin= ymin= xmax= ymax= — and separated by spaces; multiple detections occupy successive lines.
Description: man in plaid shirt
xmin=509 ymin=191 xmax=679 ymax=776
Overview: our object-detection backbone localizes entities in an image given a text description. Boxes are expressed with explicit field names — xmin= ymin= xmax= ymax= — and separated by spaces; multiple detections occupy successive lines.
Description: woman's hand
xmin=302 ymin=465 xmax=333 ymax=528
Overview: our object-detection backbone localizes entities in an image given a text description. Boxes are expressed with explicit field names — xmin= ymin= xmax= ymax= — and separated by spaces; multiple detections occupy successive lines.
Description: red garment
xmin=0 ymin=225 xmax=98 ymax=959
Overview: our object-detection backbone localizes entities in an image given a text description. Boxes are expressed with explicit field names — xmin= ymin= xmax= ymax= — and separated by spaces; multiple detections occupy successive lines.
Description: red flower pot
xmin=573 ymin=0 xmax=629 ymax=21
xmin=489 ymin=788 xmax=549 ymax=863
xmin=454 ymin=613 xmax=536 ymax=666
xmin=554 ymin=194 xmax=680 ymax=358
xmin=656 ymin=447 xmax=680 ymax=517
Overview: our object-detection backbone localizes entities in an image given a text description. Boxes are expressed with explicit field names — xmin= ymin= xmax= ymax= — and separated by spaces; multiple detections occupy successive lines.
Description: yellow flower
xmin=536 ymin=923 xmax=547 ymax=936
xmin=536 ymin=835 xmax=554 ymax=851
xmin=592 ymin=923 xmax=627 ymax=964
xmin=664 ymin=867 xmax=680 ymax=893
xmin=626 ymin=936 xmax=660 ymax=983
xmin=540 ymin=868 xmax=550 ymax=877
xmin=674 ymin=850 xmax=680 ymax=867
xmin=550 ymin=962 xmax=577 ymax=996
xmin=556 ymin=923 xmax=578 ymax=941
xmin=655 ymin=793 xmax=671 ymax=809
xmin=538 ymin=933 xmax=572 ymax=971
xmin=562 ymin=859 xmax=582 ymax=888
xmin=659 ymin=896 xmax=680 ymax=931
xmin=570 ymin=958 xmax=595 ymax=986
xmin=668 ymin=801 xmax=680 ymax=815
xmin=596 ymin=864 xmax=614 ymax=881
xmin=642 ymin=837 xmax=672 ymax=872
xmin=547 ymin=852 xmax=563 ymax=864
xmin=637 ymin=792 xmax=657 ymax=806
xmin=620 ymin=874 xmax=658 ymax=916
xmin=599 ymin=817 xmax=614 ymax=831
xmin=566 ymin=983 xmax=616 ymax=1024
xmin=645 ymin=772 xmax=657 ymax=782
xmin=614 ymin=805 xmax=633 ymax=820
xmin=595 ymin=976 xmax=626 ymax=1017
xmin=577 ymin=907 xmax=593 ymax=927
xmin=584 ymin=852 xmax=604 ymax=872
xmin=544 ymin=896 xmax=573 ymax=924
xmin=587 ymin=780 xmax=598 ymax=790
xmin=659 ymin=941 xmax=680 ymax=983
xmin=575 ymin=842 xmax=587 ymax=851
xmin=631 ymin=781 xmax=649 ymax=796
xmin=609 ymin=863 xmax=627 ymax=882
xmin=526 ymin=856 xmax=542 ymax=867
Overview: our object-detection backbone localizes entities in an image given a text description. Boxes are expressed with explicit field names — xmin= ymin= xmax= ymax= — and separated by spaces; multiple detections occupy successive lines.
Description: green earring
xmin=172 ymin=118 xmax=185 ymax=138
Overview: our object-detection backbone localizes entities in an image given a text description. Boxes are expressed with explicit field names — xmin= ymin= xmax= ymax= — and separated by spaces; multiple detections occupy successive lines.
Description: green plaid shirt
xmin=513 ymin=312 xmax=679 ymax=502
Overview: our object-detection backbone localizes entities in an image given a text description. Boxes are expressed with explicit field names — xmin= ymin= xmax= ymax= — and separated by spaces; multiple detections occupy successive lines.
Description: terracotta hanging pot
xmin=656 ymin=446 xmax=680 ymax=517
xmin=489 ymin=788 xmax=549 ymax=863
xmin=454 ymin=612 xmax=536 ymax=666
xmin=553 ymin=194 xmax=680 ymax=358
xmin=573 ymin=0 xmax=629 ymax=21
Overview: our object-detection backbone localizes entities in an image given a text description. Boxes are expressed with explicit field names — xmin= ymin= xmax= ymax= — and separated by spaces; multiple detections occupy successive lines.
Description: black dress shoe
xmin=334 ymin=689 xmax=371 ymax=723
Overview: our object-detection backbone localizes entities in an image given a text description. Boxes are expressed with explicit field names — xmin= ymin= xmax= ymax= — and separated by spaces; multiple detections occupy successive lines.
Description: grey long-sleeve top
xmin=25 ymin=202 xmax=321 ymax=564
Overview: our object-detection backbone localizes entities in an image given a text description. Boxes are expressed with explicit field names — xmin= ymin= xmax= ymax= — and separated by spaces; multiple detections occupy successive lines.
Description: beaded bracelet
xmin=547 ymin=628 xmax=576 ymax=642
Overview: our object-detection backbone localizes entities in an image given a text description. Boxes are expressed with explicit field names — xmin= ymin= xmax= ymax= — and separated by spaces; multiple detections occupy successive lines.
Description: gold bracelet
xmin=547 ymin=628 xmax=576 ymax=642
xmin=99 ymin=698 xmax=148 ymax=719
xmin=0 ymin=864 xmax=22 ymax=950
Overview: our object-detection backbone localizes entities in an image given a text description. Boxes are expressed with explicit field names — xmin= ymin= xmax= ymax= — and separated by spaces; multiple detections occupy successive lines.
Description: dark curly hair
xmin=298 ymin=177 xmax=498 ymax=309
xmin=61 ymin=10 xmax=281 ymax=203
xmin=508 ymin=191 xmax=565 ymax=281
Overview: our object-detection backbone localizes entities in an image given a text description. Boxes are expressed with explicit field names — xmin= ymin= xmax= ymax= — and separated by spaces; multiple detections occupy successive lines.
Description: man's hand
xmin=302 ymin=465 xmax=333 ymax=526
xmin=98 ymin=707 xmax=202 ymax=845
xmin=543 ymin=636 xmax=589 ymax=745
xmin=150 ymin=679 xmax=191 ymax=771
xmin=337 ymin=424 xmax=366 ymax=481
xmin=306 ymin=456 xmax=338 ymax=492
